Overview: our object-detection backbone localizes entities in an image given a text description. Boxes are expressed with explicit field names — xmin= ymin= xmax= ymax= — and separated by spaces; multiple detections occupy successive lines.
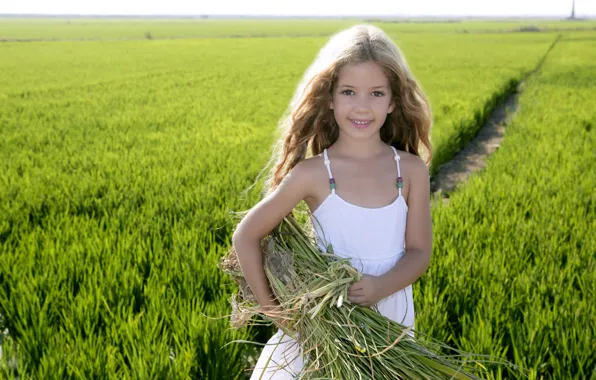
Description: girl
xmin=232 ymin=24 xmax=433 ymax=379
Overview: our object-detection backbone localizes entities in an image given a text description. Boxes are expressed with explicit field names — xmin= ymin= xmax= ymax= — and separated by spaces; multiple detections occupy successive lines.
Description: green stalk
xmin=221 ymin=215 xmax=515 ymax=379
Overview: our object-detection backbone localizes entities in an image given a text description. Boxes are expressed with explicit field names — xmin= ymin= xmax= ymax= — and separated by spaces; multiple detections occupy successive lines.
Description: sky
xmin=1 ymin=0 xmax=595 ymax=17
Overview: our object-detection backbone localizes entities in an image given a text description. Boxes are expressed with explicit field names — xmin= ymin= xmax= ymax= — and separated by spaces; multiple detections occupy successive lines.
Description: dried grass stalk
xmin=219 ymin=215 xmax=519 ymax=379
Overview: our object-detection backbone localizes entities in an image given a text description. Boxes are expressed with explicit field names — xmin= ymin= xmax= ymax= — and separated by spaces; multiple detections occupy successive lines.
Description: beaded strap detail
xmin=392 ymin=147 xmax=403 ymax=195
xmin=324 ymin=147 xmax=402 ymax=195
xmin=323 ymin=151 xmax=336 ymax=193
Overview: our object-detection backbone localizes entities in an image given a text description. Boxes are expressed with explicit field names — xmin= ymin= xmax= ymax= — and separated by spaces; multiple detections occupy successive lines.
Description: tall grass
xmin=0 ymin=22 xmax=592 ymax=378
xmin=414 ymin=34 xmax=596 ymax=379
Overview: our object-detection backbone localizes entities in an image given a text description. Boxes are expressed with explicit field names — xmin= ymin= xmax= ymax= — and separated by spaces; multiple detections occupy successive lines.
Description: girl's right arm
xmin=232 ymin=161 xmax=313 ymax=314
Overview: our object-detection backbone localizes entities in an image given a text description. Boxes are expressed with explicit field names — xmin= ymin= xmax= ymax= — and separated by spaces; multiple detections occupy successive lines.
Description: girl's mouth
xmin=350 ymin=119 xmax=373 ymax=129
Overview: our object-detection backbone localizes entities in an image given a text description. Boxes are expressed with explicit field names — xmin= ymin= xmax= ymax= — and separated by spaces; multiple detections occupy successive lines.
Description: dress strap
xmin=323 ymin=149 xmax=336 ymax=194
xmin=390 ymin=146 xmax=403 ymax=196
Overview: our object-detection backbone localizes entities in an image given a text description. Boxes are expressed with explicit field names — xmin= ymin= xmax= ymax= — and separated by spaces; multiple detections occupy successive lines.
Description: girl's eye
xmin=341 ymin=90 xmax=385 ymax=97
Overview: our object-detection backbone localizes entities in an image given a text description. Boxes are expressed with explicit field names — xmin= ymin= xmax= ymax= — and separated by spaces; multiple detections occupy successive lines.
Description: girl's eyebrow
xmin=338 ymin=84 xmax=387 ymax=89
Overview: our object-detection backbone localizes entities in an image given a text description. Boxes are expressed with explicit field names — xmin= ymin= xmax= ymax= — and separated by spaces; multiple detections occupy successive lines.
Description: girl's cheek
xmin=335 ymin=102 xmax=349 ymax=113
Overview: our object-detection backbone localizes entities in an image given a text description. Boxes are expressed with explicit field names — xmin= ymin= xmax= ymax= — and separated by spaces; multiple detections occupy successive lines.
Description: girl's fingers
xmin=348 ymin=289 xmax=364 ymax=296
xmin=348 ymin=295 xmax=367 ymax=304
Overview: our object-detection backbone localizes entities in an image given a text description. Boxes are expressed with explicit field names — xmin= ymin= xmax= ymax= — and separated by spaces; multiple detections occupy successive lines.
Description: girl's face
xmin=330 ymin=61 xmax=395 ymax=140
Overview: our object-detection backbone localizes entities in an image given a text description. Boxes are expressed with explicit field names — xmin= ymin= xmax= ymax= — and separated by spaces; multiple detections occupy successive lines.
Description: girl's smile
xmin=350 ymin=118 xmax=373 ymax=129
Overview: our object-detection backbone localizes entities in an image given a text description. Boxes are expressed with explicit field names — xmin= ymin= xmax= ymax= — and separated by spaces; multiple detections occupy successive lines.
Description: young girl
xmin=232 ymin=24 xmax=433 ymax=379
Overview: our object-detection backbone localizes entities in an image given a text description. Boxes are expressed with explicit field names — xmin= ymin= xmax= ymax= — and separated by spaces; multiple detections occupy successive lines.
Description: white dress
xmin=250 ymin=146 xmax=415 ymax=379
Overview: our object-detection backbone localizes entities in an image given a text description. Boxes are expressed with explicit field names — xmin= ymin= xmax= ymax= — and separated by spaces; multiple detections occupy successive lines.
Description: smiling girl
xmin=232 ymin=24 xmax=433 ymax=379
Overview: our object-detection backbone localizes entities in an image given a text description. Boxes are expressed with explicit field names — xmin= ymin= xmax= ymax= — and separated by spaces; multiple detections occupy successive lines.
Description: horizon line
xmin=1 ymin=14 xmax=595 ymax=19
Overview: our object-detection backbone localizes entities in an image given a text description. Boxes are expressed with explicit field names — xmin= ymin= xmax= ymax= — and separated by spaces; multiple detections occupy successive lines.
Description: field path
xmin=430 ymin=34 xmax=562 ymax=202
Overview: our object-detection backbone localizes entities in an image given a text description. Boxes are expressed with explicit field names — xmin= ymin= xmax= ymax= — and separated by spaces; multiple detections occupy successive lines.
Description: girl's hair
xmin=252 ymin=24 xmax=433 ymax=200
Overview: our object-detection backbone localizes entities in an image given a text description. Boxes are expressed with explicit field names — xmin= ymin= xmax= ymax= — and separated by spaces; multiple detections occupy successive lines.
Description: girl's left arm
xmin=378 ymin=156 xmax=433 ymax=297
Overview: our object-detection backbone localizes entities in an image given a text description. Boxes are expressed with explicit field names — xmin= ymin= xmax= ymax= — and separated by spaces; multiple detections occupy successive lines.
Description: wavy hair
xmin=251 ymin=24 xmax=433 ymax=199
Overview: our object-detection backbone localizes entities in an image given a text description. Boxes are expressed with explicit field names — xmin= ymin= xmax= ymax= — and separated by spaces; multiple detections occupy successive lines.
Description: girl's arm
xmin=378 ymin=157 xmax=433 ymax=296
xmin=232 ymin=161 xmax=314 ymax=313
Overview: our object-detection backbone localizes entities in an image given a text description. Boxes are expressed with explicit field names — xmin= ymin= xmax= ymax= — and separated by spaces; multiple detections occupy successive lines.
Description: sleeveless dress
xmin=250 ymin=145 xmax=415 ymax=379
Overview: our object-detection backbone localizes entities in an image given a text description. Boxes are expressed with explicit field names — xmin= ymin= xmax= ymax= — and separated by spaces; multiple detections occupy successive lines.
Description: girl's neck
xmin=330 ymin=135 xmax=389 ymax=160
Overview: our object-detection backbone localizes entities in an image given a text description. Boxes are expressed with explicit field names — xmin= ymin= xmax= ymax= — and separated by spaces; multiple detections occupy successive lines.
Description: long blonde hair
xmin=254 ymin=24 xmax=433 ymax=199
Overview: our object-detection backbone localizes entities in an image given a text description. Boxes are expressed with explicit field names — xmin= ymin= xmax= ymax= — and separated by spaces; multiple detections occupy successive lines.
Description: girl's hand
xmin=347 ymin=275 xmax=386 ymax=307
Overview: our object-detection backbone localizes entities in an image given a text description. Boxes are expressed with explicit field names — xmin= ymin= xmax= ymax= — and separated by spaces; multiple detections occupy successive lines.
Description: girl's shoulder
xmin=297 ymin=153 xmax=327 ymax=175
xmin=288 ymin=154 xmax=329 ymax=202
xmin=287 ymin=153 xmax=327 ymax=185
xmin=394 ymin=149 xmax=428 ymax=170
xmin=391 ymin=148 xmax=430 ymax=190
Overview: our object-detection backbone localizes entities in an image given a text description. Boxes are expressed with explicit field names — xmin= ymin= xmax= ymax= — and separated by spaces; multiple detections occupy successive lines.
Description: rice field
xmin=418 ymin=34 xmax=596 ymax=379
xmin=0 ymin=19 xmax=594 ymax=379
xmin=1 ymin=18 xmax=595 ymax=40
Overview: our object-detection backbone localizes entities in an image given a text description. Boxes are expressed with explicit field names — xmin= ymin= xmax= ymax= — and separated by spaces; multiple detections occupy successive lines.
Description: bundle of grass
xmin=219 ymin=214 xmax=516 ymax=379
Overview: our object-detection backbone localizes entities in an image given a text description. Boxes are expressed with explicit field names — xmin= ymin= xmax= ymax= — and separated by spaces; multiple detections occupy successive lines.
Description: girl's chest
xmin=333 ymin=170 xmax=408 ymax=208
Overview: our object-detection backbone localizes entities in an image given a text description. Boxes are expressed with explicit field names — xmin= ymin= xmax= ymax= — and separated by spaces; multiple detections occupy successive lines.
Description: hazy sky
xmin=1 ymin=0 xmax=594 ymax=17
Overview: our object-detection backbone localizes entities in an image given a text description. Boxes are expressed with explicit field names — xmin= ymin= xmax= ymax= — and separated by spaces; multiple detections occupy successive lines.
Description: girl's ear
xmin=329 ymin=100 xmax=334 ymax=110
xmin=388 ymin=99 xmax=396 ymax=114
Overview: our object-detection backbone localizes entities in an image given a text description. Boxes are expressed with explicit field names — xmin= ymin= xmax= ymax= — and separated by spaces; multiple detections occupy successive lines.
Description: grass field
xmin=0 ymin=19 xmax=594 ymax=379
xmin=1 ymin=18 xmax=595 ymax=40
xmin=417 ymin=33 xmax=596 ymax=378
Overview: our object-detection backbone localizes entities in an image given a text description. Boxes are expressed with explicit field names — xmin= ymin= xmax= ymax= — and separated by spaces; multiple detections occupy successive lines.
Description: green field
xmin=0 ymin=19 xmax=594 ymax=379
xmin=1 ymin=18 xmax=595 ymax=40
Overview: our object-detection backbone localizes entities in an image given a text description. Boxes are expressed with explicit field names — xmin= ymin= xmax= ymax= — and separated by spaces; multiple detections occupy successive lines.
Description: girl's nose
xmin=353 ymin=95 xmax=372 ymax=111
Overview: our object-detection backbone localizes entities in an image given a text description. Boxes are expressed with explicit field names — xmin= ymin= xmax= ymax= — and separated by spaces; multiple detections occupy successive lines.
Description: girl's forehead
xmin=336 ymin=61 xmax=389 ymax=86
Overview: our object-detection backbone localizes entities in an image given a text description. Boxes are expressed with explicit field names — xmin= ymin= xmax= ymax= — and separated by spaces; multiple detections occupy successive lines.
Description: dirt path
xmin=429 ymin=34 xmax=561 ymax=204
xmin=430 ymin=85 xmax=521 ymax=203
